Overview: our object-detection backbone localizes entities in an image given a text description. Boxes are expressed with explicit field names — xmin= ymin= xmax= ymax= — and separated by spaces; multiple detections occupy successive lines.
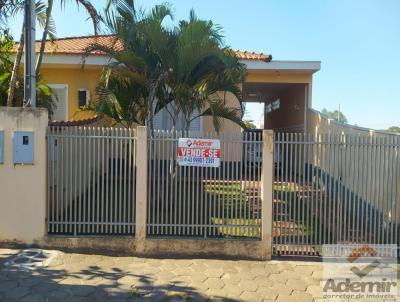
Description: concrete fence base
xmin=34 ymin=236 xmax=266 ymax=260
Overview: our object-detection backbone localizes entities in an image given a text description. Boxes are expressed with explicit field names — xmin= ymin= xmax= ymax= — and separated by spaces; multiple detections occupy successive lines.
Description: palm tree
xmin=88 ymin=0 xmax=247 ymax=131
xmin=1 ymin=28 xmax=56 ymax=111
xmin=6 ymin=1 xmax=55 ymax=106
xmin=85 ymin=0 xmax=173 ymax=128
xmin=161 ymin=11 xmax=247 ymax=131
xmin=0 ymin=0 xmax=19 ymax=29
xmin=7 ymin=0 xmax=100 ymax=106
xmin=35 ymin=0 xmax=100 ymax=75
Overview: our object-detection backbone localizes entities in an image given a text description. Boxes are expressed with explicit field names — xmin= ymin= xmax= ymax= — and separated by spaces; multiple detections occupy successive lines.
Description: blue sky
xmin=8 ymin=0 xmax=400 ymax=129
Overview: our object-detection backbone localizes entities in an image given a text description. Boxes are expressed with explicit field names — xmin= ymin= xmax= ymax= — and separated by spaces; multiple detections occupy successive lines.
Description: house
xmin=16 ymin=35 xmax=321 ymax=132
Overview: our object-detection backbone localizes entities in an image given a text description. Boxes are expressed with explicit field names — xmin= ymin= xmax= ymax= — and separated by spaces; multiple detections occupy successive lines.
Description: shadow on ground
xmin=0 ymin=251 xmax=239 ymax=302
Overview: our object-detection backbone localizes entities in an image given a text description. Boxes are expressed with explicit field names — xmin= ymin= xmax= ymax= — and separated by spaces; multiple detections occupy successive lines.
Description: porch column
xmin=135 ymin=126 xmax=148 ymax=244
xmin=261 ymin=130 xmax=274 ymax=259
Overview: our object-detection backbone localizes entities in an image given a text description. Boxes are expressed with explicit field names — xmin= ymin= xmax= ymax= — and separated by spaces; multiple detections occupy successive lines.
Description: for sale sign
xmin=177 ymin=138 xmax=221 ymax=167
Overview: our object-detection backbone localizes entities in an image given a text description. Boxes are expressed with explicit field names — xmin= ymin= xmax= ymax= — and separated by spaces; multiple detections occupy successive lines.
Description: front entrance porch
xmin=243 ymin=82 xmax=310 ymax=133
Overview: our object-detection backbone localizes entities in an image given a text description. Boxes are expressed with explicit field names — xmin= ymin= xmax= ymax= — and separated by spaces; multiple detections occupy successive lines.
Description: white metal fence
xmin=147 ymin=130 xmax=262 ymax=238
xmin=47 ymin=126 xmax=137 ymax=235
xmin=46 ymin=126 xmax=400 ymax=256
xmin=273 ymin=133 xmax=400 ymax=255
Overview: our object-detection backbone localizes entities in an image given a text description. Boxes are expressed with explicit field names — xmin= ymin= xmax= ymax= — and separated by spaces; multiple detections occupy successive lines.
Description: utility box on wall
xmin=13 ymin=131 xmax=34 ymax=164
xmin=0 ymin=130 xmax=3 ymax=164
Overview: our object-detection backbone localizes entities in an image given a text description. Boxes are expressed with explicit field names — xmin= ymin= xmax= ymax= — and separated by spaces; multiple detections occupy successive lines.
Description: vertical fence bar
xmin=132 ymin=128 xmax=136 ymax=234
xmin=360 ymin=135 xmax=366 ymax=243
xmin=46 ymin=129 xmax=50 ymax=233
xmin=394 ymin=136 xmax=398 ymax=245
xmin=256 ymin=132 xmax=262 ymax=238
xmin=105 ymin=128 xmax=110 ymax=234
xmin=388 ymin=136 xmax=395 ymax=244
xmin=122 ymin=128 xmax=127 ymax=234
xmin=147 ymin=129 xmax=152 ymax=235
xmin=367 ymin=135 xmax=373 ymax=243
xmin=279 ymin=133 xmax=285 ymax=253
xmin=100 ymin=127 xmax=105 ymax=234
xmin=73 ymin=127 xmax=78 ymax=236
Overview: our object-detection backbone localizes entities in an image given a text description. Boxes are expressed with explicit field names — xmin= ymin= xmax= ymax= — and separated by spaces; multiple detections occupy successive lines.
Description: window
xmin=272 ymin=98 xmax=280 ymax=110
xmin=78 ymin=89 xmax=90 ymax=107
xmin=266 ymin=103 xmax=272 ymax=113
xmin=153 ymin=102 xmax=201 ymax=132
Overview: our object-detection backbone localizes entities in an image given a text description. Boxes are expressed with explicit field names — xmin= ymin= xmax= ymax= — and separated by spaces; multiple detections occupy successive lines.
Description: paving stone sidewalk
xmin=0 ymin=249 xmax=397 ymax=302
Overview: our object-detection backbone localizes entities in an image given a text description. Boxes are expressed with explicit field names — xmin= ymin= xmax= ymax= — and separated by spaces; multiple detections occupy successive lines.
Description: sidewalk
xmin=0 ymin=249 xmax=395 ymax=302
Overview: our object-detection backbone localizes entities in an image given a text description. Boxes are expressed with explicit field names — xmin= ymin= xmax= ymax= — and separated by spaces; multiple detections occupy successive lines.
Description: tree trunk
xmin=184 ymin=116 xmax=190 ymax=132
xmin=36 ymin=0 xmax=53 ymax=77
xmin=148 ymin=97 xmax=154 ymax=131
xmin=7 ymin=23 xmax=25 ymax=107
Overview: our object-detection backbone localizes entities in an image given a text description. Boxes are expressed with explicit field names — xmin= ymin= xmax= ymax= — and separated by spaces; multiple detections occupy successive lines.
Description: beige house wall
xmin=0 ymin=107 xmax=48 ymax=244
xmin=41 ymin=66 xmax=102 ymax=120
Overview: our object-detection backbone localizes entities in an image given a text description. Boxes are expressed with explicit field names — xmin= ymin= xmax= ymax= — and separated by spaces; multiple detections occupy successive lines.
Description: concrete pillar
xmin=135 ymin=126 xmax=148 ymax=245
xmin=261 ymin=130 xmax=274 ymax=259
xmin=0 ymin=107 xmax=48 ymax=244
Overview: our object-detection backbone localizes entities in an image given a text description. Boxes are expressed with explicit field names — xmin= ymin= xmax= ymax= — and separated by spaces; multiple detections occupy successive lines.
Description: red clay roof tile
xmin=14 ymin=35 xmax=272 ymax=62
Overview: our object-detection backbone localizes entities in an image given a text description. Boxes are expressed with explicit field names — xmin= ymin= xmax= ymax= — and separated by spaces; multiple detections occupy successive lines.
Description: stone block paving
xmin=0 ymin=249 xmax=398 ymax=302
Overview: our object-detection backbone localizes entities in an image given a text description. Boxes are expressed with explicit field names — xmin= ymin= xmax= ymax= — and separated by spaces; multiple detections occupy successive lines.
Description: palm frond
xmin=199 ymin=100 xmax=247 ymax=132
xmin=75 ymin=0 xmax=100 ymax=34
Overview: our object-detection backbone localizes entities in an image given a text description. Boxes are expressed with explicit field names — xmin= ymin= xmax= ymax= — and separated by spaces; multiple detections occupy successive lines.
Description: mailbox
xmin=0 ymin=130 xmax=3 ymax=164
xmin=14 ymin=131 xmax=34 ymax=164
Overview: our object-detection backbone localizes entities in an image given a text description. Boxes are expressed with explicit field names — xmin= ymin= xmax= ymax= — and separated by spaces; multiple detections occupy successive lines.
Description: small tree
xmin=243 ymin=119 xmax=257 ymax=129
xmin=387 ymin=126 xmax=400 ymax=133
xmin=0 ymin=29 xmax=13 ymax=105
xmin=0 ymin=29 xmax=56 ymax=112
xmin=321 ymin=108 xmax=348 ymax=123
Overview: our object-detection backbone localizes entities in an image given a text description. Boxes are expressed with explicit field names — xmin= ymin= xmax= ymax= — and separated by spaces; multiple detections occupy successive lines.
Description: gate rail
xmin=147 ymin=130 xmax=262 ymax=239
xmin=47 ymin=126 xmax=137 ymax=235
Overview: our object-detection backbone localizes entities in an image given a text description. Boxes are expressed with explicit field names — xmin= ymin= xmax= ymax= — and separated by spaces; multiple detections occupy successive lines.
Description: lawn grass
xmin=211 ymin=217 xmax=261 ymax=238
xmin=205 ymin=181 xmax=321 ymax=239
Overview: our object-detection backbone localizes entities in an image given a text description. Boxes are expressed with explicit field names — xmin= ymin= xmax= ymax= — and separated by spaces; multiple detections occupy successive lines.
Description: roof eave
xmin=241 ymin=60 xmax=321 ymax=74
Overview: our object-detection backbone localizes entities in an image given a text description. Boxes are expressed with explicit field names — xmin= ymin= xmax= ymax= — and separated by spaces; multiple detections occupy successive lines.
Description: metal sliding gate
xmin=47 ymin=126 xmax=137 ymax=235
xmin=273 ymin=133 xmax=400 ymax=256
xmin=147 ymin=130 xmax=262 ymax=238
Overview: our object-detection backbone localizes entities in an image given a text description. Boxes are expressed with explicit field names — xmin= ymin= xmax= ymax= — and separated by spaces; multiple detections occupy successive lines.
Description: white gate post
xmin=261 ymin=130 xmax=274 ymax=259
xmin=135 ymin=126 xmax=148 ymax=245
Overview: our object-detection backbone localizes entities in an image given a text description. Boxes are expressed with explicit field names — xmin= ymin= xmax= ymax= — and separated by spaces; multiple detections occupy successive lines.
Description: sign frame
xmin=177 ymin=137 xmax=221 ymax=168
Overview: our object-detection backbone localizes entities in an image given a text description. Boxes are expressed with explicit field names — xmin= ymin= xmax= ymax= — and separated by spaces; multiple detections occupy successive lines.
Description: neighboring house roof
xmin=13 ymin=35 xmax=272 ymax=62
xmin=48 ymin=115 xmax=101 ymax=126
xmin=234 ymin=50 xmax=271 ymax=62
